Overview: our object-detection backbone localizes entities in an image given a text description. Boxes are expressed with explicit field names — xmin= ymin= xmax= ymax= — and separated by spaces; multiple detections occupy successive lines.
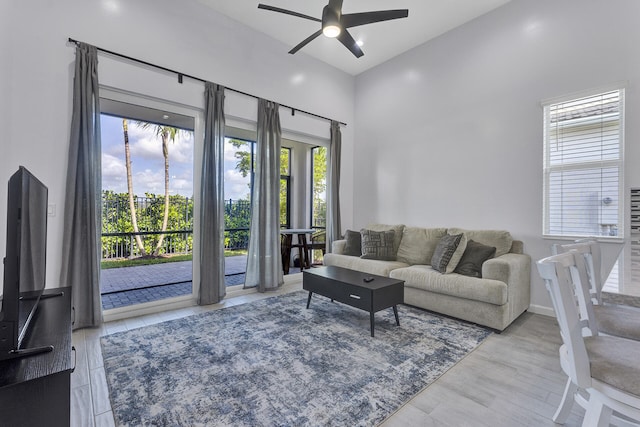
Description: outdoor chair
xmin=308 ymin=230 xmax=326 ymax=266
xmin=536 ymin=251 xmax=640 ymax=426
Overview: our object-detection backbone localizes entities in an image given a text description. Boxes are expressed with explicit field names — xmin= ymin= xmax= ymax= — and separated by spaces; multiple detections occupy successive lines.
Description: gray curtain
xmin=244 ymin=99 xmax=284 ymax=291
xmin=326 ymin=121 xmax=342 ymax=252
xmin=199 ymin=83 xmax=226 ymax=305
xmin=60 ymin=43 xmax=102 ymax=329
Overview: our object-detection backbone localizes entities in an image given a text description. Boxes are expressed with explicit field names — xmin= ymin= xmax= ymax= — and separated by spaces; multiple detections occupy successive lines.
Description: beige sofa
xmin=323 ymin=224 xmax=531 ymax=331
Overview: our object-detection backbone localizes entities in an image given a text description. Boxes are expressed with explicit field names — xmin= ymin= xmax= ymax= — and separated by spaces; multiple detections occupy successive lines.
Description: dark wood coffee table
xmin=303 ymin=266 xmax=404 ymax=337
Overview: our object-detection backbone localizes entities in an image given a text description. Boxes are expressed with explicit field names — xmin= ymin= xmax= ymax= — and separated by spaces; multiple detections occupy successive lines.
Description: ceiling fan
xmin=257 ymin=0 xmax=409 ymax=58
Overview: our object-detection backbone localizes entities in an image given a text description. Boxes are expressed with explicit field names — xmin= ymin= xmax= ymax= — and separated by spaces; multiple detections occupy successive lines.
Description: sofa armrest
xmin=332 ymin=239 xmax=347 ymax=254
xmin=483 ymin=253 xmax=530 ymax=285
xmin=483 ymin=253 xmax=531 ymax=316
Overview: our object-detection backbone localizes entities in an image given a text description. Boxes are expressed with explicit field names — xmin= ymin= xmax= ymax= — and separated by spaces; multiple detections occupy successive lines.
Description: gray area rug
xmin=101 ymin=291 xmax=491 ymax=426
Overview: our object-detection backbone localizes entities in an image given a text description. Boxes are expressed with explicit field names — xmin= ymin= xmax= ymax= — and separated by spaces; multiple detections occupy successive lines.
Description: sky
xmin=101 ymin=114 xmax=251 ymax=200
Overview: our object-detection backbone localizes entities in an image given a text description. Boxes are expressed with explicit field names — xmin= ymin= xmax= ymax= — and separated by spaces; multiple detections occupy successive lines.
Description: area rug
xmin=101 ymin=291 xmax=491 ymax=426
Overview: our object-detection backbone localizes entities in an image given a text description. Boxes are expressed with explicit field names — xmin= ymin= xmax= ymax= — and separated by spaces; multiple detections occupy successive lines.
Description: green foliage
xmin=102 ymin=191 xmax=253 ymax=258
xmin=312 ymin=147 xmax=327 ymax=228
xmin=102 ymin=191 xmax=194 ymax=258
xmin=229 ymin=139 xmax=252 ymax=178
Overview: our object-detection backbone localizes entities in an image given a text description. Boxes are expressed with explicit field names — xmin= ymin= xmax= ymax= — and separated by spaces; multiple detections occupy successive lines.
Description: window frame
xmin=542 ymin=86 xmax=625 ymax=240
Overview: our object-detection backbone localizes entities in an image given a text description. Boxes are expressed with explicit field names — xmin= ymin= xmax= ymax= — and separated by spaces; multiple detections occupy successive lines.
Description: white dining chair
xmin=536 ymin=251 xmax=640 ymax=426
xmin=553 ymin=240 xmax=640 ymax=342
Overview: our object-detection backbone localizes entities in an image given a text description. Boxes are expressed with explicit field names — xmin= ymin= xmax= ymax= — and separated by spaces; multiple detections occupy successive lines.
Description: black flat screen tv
xmin=0 ymin=166 xmax=53 ymax=360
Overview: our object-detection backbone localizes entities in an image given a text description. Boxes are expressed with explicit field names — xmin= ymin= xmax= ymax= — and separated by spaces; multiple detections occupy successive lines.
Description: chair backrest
xmin=536 ymin=252 xmax=593 ymax=389
xmin=551 ymin=242 xmax=601 ymax=336
xmin=552 ymin=240 xmax=603 ymax=305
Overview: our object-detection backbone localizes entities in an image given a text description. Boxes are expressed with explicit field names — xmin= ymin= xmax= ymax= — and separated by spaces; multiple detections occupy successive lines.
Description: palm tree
xmin=123 ymin=119 xmax=147 ymax=256
xmin=138 ymin=123 xmax=180 ymax=256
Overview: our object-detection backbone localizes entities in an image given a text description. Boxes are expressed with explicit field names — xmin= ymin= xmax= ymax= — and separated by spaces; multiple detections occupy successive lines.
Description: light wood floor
xmin=71 ymin=276 xmax=586 ymax=427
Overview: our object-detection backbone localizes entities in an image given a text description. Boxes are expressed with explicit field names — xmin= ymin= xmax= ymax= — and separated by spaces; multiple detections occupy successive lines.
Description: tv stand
xmin=0 ymin=287 xmax=73 ymax=427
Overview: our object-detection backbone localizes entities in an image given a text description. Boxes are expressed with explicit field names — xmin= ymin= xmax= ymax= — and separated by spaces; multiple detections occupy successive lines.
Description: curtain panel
xmin=60 ymin=43 xmax=103 ymax=329
xmin=199 ymin=83 xmax=227 ymax=305
xmin=245 ymin=100 xmax=284 ymax=291
xmin=326 ymin=121 xmax=342 ymax=252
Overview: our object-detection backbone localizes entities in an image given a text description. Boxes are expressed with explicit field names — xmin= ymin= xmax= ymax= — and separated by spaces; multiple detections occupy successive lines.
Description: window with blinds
xmin=543 ymin=88 xmax=624 ymax=238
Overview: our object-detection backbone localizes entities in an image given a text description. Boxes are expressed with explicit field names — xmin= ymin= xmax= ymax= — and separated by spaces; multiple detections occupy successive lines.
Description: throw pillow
xmin=396 ymin=227 xmax=448 ymax=265
xmin=360 ymin=229 xmax=397 ymax=261
xmin=447 ymin=228 xmax=513 ymax=257
xmin=454 ymin=240 xmax=497 ymax=278
xmin=364 ymin=224 xmax=405 ymax=255
xmin=343 ymin=230 xmax=362 ymax=256
xmin=431 ymin=233 xmax=466 ymax=273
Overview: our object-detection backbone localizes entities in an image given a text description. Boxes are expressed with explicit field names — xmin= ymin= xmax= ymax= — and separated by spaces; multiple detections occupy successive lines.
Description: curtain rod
xmin=67 ymin=37 xmax=347 ymax=127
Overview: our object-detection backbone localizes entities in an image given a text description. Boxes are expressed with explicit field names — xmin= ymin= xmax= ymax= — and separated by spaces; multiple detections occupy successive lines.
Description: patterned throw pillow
xmin=360 ymin=229 xmax=396 ymax=261
xmin=431 ymin=233 xmax=464 ymax=273
xmin=343 ymin=230 xmax=362 ymax=256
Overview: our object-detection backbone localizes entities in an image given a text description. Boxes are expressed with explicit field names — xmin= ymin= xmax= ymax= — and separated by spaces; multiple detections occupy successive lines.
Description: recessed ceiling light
xmin=356 ymin=40 xmax=364 ymax=47
xmin=162 ymin=114 xmax=170 ymax=120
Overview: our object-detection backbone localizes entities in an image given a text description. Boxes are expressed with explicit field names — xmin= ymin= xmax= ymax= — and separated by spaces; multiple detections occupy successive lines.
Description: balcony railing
xmin=101 ymin=193 xmax=251 ymax=260
xmin=101 ymin=192 xmax=325 ymax=261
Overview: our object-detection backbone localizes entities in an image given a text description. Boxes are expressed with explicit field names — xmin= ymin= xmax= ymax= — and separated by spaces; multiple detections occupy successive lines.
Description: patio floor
xmin=100 ymin=255 xmax=304 ymax=310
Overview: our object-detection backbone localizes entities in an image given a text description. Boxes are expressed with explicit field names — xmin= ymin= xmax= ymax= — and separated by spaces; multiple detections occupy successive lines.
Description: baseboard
xmin=527 ymin=304 xmax=556 ymax=317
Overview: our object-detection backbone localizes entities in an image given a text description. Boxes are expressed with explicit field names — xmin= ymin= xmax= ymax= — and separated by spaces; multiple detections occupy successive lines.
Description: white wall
xmin=354 ymin=0 xmax=640 ymax=311
xmin=1 ymin=0 xmax=355 ymax=289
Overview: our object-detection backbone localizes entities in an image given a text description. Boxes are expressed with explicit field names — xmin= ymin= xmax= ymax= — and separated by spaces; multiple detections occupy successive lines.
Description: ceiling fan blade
xmin=341 ymin=9 xmax=409 ymax=29
xmin=289 ymin=29 xmax=323 ymax=54
xmin=258 ymin=4 xmax=321 ymax=23
xmin=328 ymin=0 xmax=344 ymax=13
xmin=337 ymin=29 xmax=364 ymax=58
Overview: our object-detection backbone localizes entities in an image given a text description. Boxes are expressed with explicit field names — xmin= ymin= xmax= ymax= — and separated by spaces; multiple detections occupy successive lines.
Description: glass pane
xmin=547 ymin=166 xmax=619 ymax=236
xmin=544 ymin=89 xmax=623 ymax=237
xmin=311 ymin=147 xmax=327 ymax=229
xmin=100 ymin=112 xmax=194 ymax=310
xmin=310 ymin=147 xmax=327 ymax=265
xmin=280 ymin=177 xmax=289 ymax=228
xmin=281 ymin=147 xmax=290 ymax=175
xmin=224 ymin=138 xmax=253 ymax=252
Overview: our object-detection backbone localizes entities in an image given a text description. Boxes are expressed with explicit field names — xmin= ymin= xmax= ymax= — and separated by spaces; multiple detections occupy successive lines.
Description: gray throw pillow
xmin=454 ymin=240 xmax=496 ymax=278
xmin=431 ymin=234 xmax=463 ymax=273
xmin=343 ymin=230 xmax=362 ymax=256
xmin=360 ymin=229 xmax=396 ymax=261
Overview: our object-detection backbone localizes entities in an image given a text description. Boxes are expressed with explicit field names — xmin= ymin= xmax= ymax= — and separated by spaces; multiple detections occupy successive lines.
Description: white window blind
xmin=543 ymin=89 xmax=624 ymax=238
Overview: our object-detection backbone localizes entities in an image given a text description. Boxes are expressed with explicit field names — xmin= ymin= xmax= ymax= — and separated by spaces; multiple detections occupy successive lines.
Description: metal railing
xmin=101 ymin=194 xmax=252 ymax=260
xmin=101 ymin=228 xmax=252 ymax=260
xmin=101 ymin=193 xmax=326 ymax=261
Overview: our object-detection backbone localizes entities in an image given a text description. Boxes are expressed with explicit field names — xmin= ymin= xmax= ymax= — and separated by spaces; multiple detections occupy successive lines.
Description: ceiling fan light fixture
xmin=322 ymin=25 xmax=341 ymax=38
xmin=258 ymin=2 xmax=409 ymax=58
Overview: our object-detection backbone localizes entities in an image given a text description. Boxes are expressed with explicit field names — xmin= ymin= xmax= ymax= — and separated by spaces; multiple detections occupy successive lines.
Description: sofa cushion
xmin=447 ymin=228 xmax=513 ymax=257
xmin=390 ymin=265 xmax=508 ymax=306
xmin=360 ymin=229 xmax=396 ymax=260
xmin=431 ymin=233 xmax=467 ymax=273
xmin=365 ymin=224 xmax=405 ymax=255
xmin=396 ymin=227 xmax=448 ymax=265
xmin=343 ymin=230 xmax=362 ymax=256
xmin=323 ymin=253 xmax=409 ymax=277
xmin=454 ymin=240 xmax=497 ymax=278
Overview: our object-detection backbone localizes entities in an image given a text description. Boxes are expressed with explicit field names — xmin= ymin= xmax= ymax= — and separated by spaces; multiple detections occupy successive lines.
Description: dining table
xmin=280 ymin=228 xmax=314 ymax=274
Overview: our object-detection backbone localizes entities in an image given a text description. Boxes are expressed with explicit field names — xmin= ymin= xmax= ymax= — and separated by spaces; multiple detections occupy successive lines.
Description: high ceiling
xmin=196 ymin=0 xmax=511 ymax=75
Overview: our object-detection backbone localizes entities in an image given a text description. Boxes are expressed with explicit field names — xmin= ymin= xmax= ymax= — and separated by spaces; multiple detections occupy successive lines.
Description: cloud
xmin=171 ymin=178 xmax=192 ymax=196
xmin=224 ymin=169 xmax=250 ymax=200
xmin=133 ymin=169 xmax=165 ymax=196
xmin=128 ymin=126 xmax=194 ymax=165
xmin=101 ymin=153 xmax=127 ymax=193
xmin=224 ymin=139 xmax=251 ymax=163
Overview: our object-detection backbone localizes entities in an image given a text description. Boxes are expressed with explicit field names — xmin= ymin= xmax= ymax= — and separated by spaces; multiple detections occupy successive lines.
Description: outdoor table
xmin=280 ymin=229 xmax=314 ymax=274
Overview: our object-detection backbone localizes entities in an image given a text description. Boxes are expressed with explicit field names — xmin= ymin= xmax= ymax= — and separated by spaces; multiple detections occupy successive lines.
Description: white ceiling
xmin=196 ymin=0 xmax=511 ymax=75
